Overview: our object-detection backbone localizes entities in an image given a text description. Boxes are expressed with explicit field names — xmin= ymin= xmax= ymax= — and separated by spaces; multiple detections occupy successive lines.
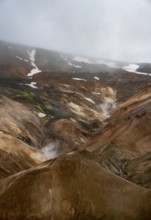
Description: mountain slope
xmin=0 ymin=40 xmax=151 ymax=219
xmin=0 ymin=151 xmax=151 ymax=220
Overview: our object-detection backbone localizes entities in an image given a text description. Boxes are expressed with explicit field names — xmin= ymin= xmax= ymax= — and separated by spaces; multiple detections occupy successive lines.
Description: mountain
xmin=0 ymin=40 xmax=151 ymax=219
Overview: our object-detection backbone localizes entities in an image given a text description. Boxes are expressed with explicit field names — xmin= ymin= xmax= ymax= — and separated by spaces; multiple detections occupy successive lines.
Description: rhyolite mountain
xmin=0 ymin=40 xmax=151 ymax=219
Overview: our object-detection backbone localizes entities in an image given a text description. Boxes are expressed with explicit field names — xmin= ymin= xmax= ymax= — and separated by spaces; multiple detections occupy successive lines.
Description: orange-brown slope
xmin=0 ymin=132 xmax=46 ymax=179
xmin=0 ymin=151 xmax=151 ymax=220
xmin=0 ymin=95 xmax=45 ymax=147
xmin=80 ymin=87 xmax=151 ymax=188
xmin=85 ymin=87 xmax=151 ymax=158
xmin=45 ymin=119 xmax=92 ymax=153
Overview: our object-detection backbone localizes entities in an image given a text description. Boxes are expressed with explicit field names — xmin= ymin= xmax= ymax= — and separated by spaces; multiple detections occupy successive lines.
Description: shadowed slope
xmin=0 ymin=132 xmax=46 ymax=179
xmin=0 ymin=95 xmax=44 ymax=147
xmin=85 ymin=87 xmax=151 ymax=158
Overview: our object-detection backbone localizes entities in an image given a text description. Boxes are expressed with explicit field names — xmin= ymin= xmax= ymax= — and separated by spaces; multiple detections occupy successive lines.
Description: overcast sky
xmin=0 ymin=0 xmax=151 ymax=62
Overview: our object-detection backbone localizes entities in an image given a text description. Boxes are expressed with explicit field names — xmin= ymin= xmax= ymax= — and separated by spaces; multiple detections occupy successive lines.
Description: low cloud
xmin=0 ymin=0 xmax=151 ymax=62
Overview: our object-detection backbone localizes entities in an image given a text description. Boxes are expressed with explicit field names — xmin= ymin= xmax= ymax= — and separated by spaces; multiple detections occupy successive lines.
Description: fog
xmin=0 ymin=0 xmax=151 ymax=62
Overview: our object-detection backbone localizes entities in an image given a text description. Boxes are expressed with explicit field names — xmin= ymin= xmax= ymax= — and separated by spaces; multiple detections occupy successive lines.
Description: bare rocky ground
xmin=0 ymin=40 xmax=151 ymax=219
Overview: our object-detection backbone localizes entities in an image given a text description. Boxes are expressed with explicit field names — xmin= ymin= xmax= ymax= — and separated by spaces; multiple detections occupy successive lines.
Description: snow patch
xmin=28 ymin=68 xmax=41 ymax=77
xmin=122 ymin=64 xmax=151 ymax=76
xmin=73 ymin=56 xmax=93 ymax=64
xmin=73 ymin=56 xmax=117 ymax=68
xmin=72 ymin=78 xmax=87 ymax=81
xmin=68 ymin=61 xmax=81 ymax=68
xmin=16 ymin=56 xmax=23 ymax=61
xmin=27 ymin=49 xmax=42 ymax=77
xmin=26 ymin=82 xmax=37 ymax=89
xmin=61 ymin=54 xmax=117 ymax=69
xmin=136 ymin=72 xmax=151 ymax=76
xmin=84 ymin=97 xmax=95 ymax=104
xmin=94 ymin=76 xmax=100 ymax=80
xmin=16 ymin=56 xmax=29 ymax=63
xmin=122 ymin=64 xmax=139 ymax=72
xmin=61 ymin=54 xmax=81 ymax=68
xmin=37 ymin=112 xmax=46 ymax=118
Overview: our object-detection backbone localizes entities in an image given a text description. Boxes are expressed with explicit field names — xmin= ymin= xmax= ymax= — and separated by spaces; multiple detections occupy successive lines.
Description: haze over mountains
xmin=1 ymin=0 xmax=151 ymax=62
xmin=0 ymin=40 xmax=151 ymax=219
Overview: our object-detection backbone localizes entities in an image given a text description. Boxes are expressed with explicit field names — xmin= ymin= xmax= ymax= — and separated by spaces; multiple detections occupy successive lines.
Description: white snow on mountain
xmin=61 ymin=54 xmax=117 ymax=69
xmin=26 ymin=82 xmax=37 ymax=89
xmin=122 ymin=64 xmax=151 ymax=76
xmin=61 ymin=54 xmax=82 ymax=68
xmin=122 ymin=64 xmax=140 ymax=72
xmin=83 ymin=97 xmax=95 ymax=104
xmin=27 ymin=49 xmax=42 ymax=77
xmin=16 ymin=56 xmax=23 ymax=61
xmin=16 ymin=56 xmax=29 ymax=63
xmin=72 ymin=56 xmax=117 ymax=68
xmin=72 ymin=56 xmax=93 ymax=64
xmin=68 ymin=61 xmax=81 ymax=68
xmin=72 ymin=78 xmax=87 ymax=81
xmin=94 ymin=76 xmax=100 ymax=80
xmin=37 ymin=112 xmax=46 ymax=118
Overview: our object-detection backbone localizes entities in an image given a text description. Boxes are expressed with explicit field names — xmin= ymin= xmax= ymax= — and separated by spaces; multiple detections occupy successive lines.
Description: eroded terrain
xmin=0 ymin=41 xmax=151 ymax=219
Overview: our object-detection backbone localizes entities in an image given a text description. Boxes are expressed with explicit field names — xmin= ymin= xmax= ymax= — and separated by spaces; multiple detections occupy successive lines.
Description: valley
xmin=0 ymin=40 xmax=151 ymax=219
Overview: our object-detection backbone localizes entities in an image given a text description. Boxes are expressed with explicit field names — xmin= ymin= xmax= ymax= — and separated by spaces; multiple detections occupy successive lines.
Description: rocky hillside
xmin=0 ymin=40 xmax=151 ymax=219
